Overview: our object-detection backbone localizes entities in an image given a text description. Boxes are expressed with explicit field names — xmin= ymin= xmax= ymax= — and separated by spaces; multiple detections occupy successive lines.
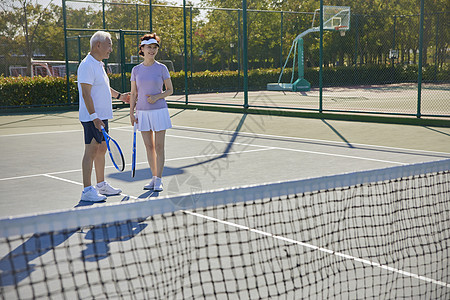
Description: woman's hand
xmin=146 ymin=94 xmax=159 ymax=104
xmin=130 ymin=114 xmax=137 ymax=126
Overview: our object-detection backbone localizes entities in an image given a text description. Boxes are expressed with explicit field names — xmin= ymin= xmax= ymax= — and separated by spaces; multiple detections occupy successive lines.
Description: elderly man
xmin=78 ymin=31 xmax=125 ymax=202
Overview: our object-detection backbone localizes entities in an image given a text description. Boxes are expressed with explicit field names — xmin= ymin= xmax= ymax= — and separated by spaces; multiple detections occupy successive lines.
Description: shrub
xmin=0 ymin=76 xmax=77 ymax=107
xmin=1 ymin=63 xmax=447 ymax=108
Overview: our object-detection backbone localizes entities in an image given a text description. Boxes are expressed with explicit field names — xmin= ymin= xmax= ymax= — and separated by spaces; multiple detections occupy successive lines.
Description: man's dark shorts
xmin=81 ymin=120 xmax=109 ymax=144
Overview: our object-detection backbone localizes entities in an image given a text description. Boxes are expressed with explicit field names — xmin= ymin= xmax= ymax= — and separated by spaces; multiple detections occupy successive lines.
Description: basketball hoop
xmin=335 ymin=26 xmax=348 ymax=36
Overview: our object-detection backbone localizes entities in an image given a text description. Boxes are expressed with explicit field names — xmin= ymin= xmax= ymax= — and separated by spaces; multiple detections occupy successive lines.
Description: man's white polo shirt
xmin=78 ymin=53 xmax=113 ymax=122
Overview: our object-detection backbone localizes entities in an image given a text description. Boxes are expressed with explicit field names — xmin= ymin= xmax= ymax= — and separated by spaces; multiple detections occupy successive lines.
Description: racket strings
xmin=109 ymin=140 xmax=125 ymax=171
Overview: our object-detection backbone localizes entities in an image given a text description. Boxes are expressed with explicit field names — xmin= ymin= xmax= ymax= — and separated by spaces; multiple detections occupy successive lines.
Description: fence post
xmin=63 ymin=0 xmax=71 ymax=104
xmin=353 ymin=14 xmax=359 ymax=86
xmin=242 ymin=0 xmax=249 ymax=109
xmin=120 ymin=30 xmax=126 ymax=93
xmin=149 ymin=0 xmax=152 ymax=32
xmin=136 ymin=4 xmax=139 ymax=32
xmin=319 ymin=0 xmax=323 ymax=113
xmin=77 ymin=36 xmax=82 ymax=63
xmin=391 ymin=15 xmax=396 ymax=66
xmin=190 ymin=6 xmax=193 ymax=77
xmin=183 ymin=0 xmax=188 ymax=104
xmin=136 ymin=3 xmax=139 ymax=54
xmin=434 ymin=13 xmax=439 ymax=81
xmin=102 ymin=0 xmax=106 ymax=29
xmin=280 ymin=11 xmax=283 ymax=69
xmin=417 ymin=0 xmax=425 ymax=118
xmin=238 ymin=10 xmax=241 ymax=92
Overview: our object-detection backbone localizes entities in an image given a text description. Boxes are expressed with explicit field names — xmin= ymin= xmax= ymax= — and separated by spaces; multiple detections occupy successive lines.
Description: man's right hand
xmin=93 ymin=118 xmax=105 ymax=131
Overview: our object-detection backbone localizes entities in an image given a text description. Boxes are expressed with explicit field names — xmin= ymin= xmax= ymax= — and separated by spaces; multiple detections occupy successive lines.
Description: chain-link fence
xmin=1 ymin=1 xmax=448 ymax=118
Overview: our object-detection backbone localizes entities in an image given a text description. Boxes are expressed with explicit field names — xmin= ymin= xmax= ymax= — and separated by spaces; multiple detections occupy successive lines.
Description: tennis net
xmin=1 ymin=159 xmax=449 ymax=299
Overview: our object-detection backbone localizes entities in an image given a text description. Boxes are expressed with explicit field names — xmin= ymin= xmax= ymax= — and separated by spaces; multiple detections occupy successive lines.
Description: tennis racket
xmin=101 ymin=125 xmax=125 ymax=172
xmin=131 ymin=122 xmax=137 ymax=177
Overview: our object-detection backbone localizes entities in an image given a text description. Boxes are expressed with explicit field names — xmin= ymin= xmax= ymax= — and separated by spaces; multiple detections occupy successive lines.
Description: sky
xmin=36 ymin=0 xmax=202 ymax=8
xmin=34 ymin=0 xmax=206 ymax=21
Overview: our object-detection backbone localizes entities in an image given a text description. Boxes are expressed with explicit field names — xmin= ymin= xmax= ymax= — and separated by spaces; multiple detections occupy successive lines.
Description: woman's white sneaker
xmin=154 ymin=177 xmax=163 ymax=192
xmin=143 ymin=176 xmax=157 ymax=190
xmin=81 ymin=186 xmax=107 ymax=202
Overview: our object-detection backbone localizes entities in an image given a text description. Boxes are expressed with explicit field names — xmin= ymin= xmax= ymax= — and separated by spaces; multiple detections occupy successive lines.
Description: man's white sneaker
xmin=143 ymin=177 xmax=157 ymax=190
xmin=96 ymin=182 xmax=122 ymax=196
xmin=154 ymin=177 xmax=163 ymax=192
xmin=81 ymin=186 xmax=107 ymax=202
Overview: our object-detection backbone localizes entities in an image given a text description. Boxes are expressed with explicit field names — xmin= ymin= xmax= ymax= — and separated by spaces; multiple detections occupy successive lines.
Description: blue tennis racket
xmin=131 ymin=122 xmax=137 ymax=177
xmin=101 ymin=125 xmax=125 ymax=172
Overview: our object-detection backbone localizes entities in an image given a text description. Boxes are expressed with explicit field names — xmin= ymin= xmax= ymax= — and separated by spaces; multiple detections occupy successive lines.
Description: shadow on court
xmin=107 ymin=166 xmax=184 ymax=183
xmin=0 ymin=195 xmax=152 ymax=286
xmin=107 ymin=114 xmax=249 ymax=186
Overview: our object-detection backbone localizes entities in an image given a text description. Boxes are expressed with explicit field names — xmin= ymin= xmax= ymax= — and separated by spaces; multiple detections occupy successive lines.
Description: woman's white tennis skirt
xmin=136 ymin=108 xmax=172 ymax=132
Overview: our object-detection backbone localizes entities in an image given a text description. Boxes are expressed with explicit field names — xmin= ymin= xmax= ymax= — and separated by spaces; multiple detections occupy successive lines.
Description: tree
xmin=0 ymin=0 xmax=447 ymax=77
xmin=1 ymin=0 xmax=57 ymax=75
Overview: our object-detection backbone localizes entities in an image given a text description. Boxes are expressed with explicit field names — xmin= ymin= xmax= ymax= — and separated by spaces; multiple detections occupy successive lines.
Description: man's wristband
xmin=89 ymin=113 xmax=98 ymax=121
xmin=116 ymin=93 xmax=122 ymax=99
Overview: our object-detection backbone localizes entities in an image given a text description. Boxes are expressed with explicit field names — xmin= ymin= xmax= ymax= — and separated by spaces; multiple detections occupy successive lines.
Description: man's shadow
xmin=77 ymin=196 xmax=148 ymax=262
xmin=81 ymin=220 xmax=147 ymax=262
xmin=0 ymin=196 xmax=147 ymax=287
xmin=0 ymin=227 xmax=78 ymax=286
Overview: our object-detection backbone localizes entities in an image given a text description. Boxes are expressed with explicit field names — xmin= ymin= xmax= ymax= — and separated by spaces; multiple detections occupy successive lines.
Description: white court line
xmin=0 ymin=124 xmax=441 ymax=182
xmin=43 ymin=174 xmax=83 ymax=186
xmin=172 ymin=125 xmax=450 ymax=156
xmin=0 ymin=148 xmax=273 ymax=181
xmin=166 ymin=147 xmax=273 ymax=162
xmin=117 ymin=125 xmax=438 ymax=164
xmin=168 ymin=134 xmax=407 ymax=165
xmin=2 ymin=124 xmax=449 ymax=157
xmin=3 ymin=124 xmax=448 ymax=157
xmin=0 ymin=129 xmax=83 ymax=137
xmin=0 ymin=134 xmax=403 ymax=183
xmin=0 ymin=126 xmax=131 ymax=138
xmin=44 ymin=174 xmax=140 ymax=201
xmin=184 ymin=210 xmax=450 ymax=288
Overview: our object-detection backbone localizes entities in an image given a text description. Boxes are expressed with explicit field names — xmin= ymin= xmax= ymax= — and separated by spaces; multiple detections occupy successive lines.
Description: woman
xmin=130 ymin=33 xmax=173 ymax=192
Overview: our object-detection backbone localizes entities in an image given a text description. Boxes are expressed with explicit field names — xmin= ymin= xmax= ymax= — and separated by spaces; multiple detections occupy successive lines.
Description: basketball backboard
xmin=312 ymin=6 xmax=351 ymax=31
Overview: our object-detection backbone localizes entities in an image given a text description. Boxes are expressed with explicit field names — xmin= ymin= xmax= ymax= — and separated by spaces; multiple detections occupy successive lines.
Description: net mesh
xmin=1 ymin=160 xmax=449 ymax=299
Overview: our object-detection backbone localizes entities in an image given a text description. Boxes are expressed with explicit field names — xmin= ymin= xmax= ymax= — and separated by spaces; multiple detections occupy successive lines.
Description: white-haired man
xmin=78 ymin=31 xmax=125 ymax=202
